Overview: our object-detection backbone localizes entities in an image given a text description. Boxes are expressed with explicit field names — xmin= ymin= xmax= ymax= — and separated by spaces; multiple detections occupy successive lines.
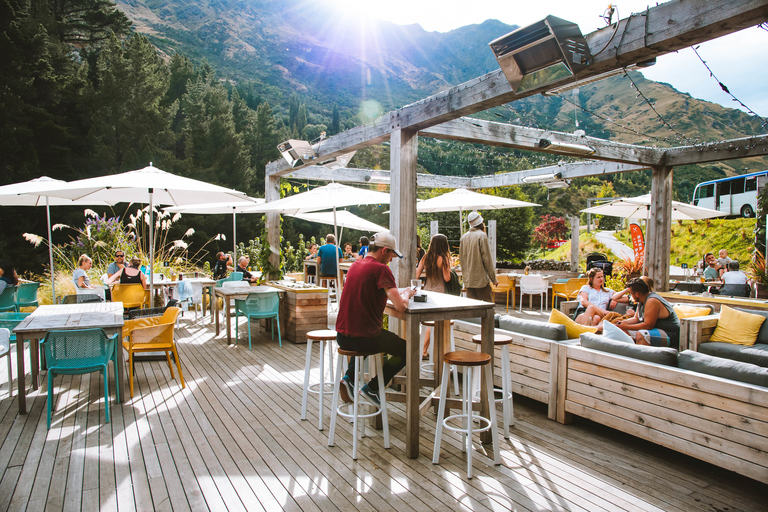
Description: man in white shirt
xmin=717 ymin=261 xmax=750 ymax=297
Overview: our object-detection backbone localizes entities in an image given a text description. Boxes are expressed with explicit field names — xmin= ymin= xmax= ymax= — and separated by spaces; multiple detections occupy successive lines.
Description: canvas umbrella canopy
xmin=288 ymin=210 xmax=388 ymax=247
xmin=33 ymin=164 xmax=256 ymax=297
xmin=0 ymin=176 xmax=112 ymax=303
xmin=580 ymin=194 xmax=727 ymax=221
xmin=164 ymin=199 xmax=266 ymax=263
xmin=253 ymin=182 xmax=391 ymax=293
xmin=415 ymin=188 xmax=540 ymax=234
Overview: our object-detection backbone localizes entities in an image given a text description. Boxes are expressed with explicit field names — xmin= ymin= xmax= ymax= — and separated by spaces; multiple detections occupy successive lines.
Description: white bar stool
xmin=433 ymin=350 xmax=500 ymax=478
xmin=300 ymin=330 xmax=337 ymax=431
xmin=328 ymin=348 xmax=390 ymax=460
xmin=471 ymin=333 xmax=515 ymax=438
xmin=420 ymin=320 xmax=459 ymax=395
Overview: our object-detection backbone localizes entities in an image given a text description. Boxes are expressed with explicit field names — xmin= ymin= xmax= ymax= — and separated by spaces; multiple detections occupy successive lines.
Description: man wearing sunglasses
xmin=107 ymin=251 xmax=126 ymax=278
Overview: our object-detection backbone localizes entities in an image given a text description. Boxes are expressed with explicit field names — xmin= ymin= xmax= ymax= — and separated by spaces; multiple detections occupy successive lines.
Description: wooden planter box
xmin=263 ymin=283 xmax=328 ymax=343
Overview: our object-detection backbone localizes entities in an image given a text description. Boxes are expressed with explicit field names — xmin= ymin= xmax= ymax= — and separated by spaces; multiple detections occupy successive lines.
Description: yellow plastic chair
xmin=111 ymin=283 xmax=150 ymax=309
xmin=122 ymin=307 xmax=184 ymax=397
xmin=552 ymin=278 xmax=587 ymax=310
xmin=490 ymin=275 xmax=513 ymax=312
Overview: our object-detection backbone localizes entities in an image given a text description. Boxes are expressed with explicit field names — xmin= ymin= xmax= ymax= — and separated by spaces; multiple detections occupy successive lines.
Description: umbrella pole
xmin=460 ymin=207 xmax=464 ymax=237
xmin=233 ymin=210 xmax=237 ymax=264
xmin=149 ymin=188 xmax=154 ymax=303
xmin=333 ymin=207 xmax=341 ymax=300
xmin=46 ymin=198 xmax=55 ymax=304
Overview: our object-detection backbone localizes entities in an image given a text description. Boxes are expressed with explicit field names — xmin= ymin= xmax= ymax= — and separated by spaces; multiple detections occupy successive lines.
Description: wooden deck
xmin=1 ymin=313 xmax=767 ymax=512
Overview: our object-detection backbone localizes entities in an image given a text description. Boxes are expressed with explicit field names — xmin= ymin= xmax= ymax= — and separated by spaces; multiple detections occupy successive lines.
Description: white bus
xmin=691 ymin=170 xmax=768 ymax=218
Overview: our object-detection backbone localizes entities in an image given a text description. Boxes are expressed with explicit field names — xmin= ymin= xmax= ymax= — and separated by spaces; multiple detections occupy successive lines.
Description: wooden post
xmin=648 ymin=166 xmax=673 ymax=291
xmin=266 ymin=174 xmax=281 ymax=280
xmin=430 ymin=220 xmax=438 ymax=239
xmin=389 ymin=128 xmax=418 ymax=288
xmin=570 ymin=215 xmax=580 ymax=273
xmin=488 ymin=219 xmax=497 ymax=270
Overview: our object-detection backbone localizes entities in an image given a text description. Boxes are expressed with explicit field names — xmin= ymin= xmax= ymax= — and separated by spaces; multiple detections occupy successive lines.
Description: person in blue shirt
xmin=357 ymin=236 xmax=369 ymax=260
xmin=317 ymin=234 xmax=342 ymax=278
xmin=703 ymin=253 xmax=720 ymax=281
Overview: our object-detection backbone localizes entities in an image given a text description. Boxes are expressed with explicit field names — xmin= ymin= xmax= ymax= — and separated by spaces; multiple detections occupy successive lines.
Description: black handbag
xmin=444 ymin=270 xmax=462 ymax=296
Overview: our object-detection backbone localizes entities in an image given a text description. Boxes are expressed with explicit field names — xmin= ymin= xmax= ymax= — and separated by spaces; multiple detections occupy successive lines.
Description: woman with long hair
xmin=107 ymin=256 xmax=148 ymax=289
xmin=574 ymin=268 xmax=627 ymax=326
xmin=0 ymin=262 xmax=19 ymax=295
xmin=414 ymin=234 xmax=452 ymax=356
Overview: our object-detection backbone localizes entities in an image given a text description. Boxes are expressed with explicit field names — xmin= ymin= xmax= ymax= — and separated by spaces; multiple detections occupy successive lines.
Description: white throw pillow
xmin=603 ymin=320 xmax=635 ymax=344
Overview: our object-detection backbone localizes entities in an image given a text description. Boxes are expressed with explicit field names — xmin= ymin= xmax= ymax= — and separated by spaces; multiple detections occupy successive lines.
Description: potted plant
xmin=746 ymin=250 xmax=767 ymax=298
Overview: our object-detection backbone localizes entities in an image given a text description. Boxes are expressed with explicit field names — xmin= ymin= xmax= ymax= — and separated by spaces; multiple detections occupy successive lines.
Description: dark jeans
xmin=336 ymin=329 xmax=406 ymax=392
xmin=467 ymin=284 xmax=493 ymax=302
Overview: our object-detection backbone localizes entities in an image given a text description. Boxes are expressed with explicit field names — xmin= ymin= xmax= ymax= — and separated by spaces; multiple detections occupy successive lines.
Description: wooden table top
xmin=385 ymin=290 xmax=494 ymax=320
xmin=14 ymin=302 xmax=124 ymax=334
xmin=214 ymin=285 xmax=282 ymax=297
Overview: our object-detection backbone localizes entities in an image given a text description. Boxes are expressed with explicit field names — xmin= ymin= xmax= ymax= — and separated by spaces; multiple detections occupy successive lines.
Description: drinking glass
xmin=410 ymin=279 xmax=422 ymax=293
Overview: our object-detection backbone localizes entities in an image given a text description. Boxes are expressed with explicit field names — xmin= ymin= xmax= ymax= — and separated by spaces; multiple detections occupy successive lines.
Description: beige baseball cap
xmin=369 ymin=232 xmax=403 ymax=258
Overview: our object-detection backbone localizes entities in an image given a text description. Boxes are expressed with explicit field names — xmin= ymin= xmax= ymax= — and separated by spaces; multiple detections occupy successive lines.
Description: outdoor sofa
xmin=682 ymin=308 xmax=768 ymax=368
xmin=556 ymin=333 xmax=768 ymax=484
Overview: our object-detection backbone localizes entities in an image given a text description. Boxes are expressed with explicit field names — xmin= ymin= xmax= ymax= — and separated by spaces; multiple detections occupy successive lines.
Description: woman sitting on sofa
xmin=575 ymin=268 xmax=628 ymax=326
xmin=615 ymin=277 xmax=680 ymax=348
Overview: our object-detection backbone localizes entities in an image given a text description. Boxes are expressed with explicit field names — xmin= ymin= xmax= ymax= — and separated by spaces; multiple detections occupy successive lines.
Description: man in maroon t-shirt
xmin=336 ymin=232 xmax=415 ymax=406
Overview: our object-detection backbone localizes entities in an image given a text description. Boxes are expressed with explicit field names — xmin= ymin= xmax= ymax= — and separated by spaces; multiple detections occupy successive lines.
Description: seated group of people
xmin=574 ymin=268 xmax=680 ymax=347
xmin=702 ymin=249 xmax=750 ymax=296
xmin=304 ymin=235 xmax=371 ymax=281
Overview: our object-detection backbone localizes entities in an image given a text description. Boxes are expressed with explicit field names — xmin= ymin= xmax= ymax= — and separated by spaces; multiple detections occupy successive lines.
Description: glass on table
xmin=410 ymin=279 xmax=422 ymax=294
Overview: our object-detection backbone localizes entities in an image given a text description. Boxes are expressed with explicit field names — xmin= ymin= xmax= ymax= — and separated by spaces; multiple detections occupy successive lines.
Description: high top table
xmin=384 ymin=290 xmax=495 ymax=458
xmin=13 ymin=302 xmax=125 ymax=414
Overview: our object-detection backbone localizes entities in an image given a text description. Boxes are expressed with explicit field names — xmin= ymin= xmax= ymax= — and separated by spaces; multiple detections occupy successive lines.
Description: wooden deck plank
xmin=0 ymin=315 xmax=766 ymax=512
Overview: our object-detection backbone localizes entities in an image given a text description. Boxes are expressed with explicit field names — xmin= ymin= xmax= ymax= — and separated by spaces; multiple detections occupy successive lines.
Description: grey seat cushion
xmin=461 ymin=314 xmax=501 ymax=328
xmin=734 ymin=308 xmax=768 ymax=345
xmin=580 ymin=333 xmax=679 ymax=366
xmin=698 ymin=342 xmax=768 ymax=368
xmin=679 ymin=350 xmax=768 ymax=387
xmin=498 ymin=315 xmax=567 ymax=341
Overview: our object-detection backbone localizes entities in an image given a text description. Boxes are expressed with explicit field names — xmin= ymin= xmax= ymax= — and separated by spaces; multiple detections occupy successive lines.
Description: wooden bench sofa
xmin=556 ymin=333 xmax=768 ymax=484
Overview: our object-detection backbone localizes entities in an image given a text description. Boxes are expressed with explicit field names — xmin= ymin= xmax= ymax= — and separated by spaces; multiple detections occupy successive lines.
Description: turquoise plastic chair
xmin=42 ymin=328 xmax=119 ymax=429
xmin=234 ymin=292 xmax=281 ymax=349
xmin=0 ymin=312 xmax=32 ymax=344
xmin=15 ymin=282 xmax=39 ymax=310
xmin=0 ymin=286 xmax=16 ymax=312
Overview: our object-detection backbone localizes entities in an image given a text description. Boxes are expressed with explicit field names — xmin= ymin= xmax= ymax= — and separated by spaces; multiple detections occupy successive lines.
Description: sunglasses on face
xmin=116 ymin=254 xmax=124 ymax=257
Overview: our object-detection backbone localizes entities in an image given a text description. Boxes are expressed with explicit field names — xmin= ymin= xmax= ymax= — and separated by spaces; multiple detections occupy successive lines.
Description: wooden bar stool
xmin=420 ymin=320 xmax=459 ymax=395
xmin=328 ymin=348 xmax=390 ymax=460
xmin=472 ymin=333 xmax=515 ymax=438
xmin=301 ymin=330 xmax=337 ymax=431
xmin=433 ymin=351 xmax=500 ymax=478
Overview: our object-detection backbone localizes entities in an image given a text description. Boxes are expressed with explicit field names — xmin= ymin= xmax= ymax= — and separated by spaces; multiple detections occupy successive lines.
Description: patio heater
xmin=277 ymin=140 xmax=316 ymax=168
xmin=489 ymin=15 xmax=591 ymax=94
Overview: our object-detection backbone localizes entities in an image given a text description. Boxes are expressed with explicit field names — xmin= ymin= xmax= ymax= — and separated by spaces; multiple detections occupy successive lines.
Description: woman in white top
xmin=575 ymin=268 xmax=627 ymax=326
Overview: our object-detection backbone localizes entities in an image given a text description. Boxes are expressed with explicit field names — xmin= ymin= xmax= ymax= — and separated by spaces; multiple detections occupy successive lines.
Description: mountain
xmin=116 ymin=0 xmax=768 ymax=182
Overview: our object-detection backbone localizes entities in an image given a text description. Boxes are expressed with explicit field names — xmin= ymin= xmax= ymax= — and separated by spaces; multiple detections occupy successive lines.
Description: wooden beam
xmin=265 ymin=0 xmax=768 ymax=178
xmin=470 ymin=161 xmax=647 ymax=188
xmin=283 ymin=166 xmax=472 ymax=188
xmin=390 ymin=129 xmax=419 ymax=290
xmin=647 ymin=166 xmax=673 ymax=292
xmin=421 ymin=118 xmax=664 ymax=165
xmin=660 ymin=134 xmax=768 ymax=166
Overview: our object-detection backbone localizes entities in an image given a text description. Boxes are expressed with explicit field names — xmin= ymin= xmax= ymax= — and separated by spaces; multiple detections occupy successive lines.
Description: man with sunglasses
xmin=107 ymin=251 xmax=126 ymax=278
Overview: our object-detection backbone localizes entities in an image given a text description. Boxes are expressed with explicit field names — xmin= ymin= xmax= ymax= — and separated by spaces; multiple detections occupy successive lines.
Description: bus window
xmin=746 ymin=177 xmax=757 ymax=192
xmin=718 ymin=181 xmax=731 ymax=195
xmin=700 ymin=184 xmax=714 ymax=198
xmin=731 ymin=177 xmax=745 ymax=195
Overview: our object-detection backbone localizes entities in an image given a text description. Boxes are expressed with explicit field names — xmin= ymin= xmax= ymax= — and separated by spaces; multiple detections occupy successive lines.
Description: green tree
xmin=251 ymin=102 xmax=283 ymax=195
xmin=88 ymin=34 xmax=173 ymax=171
xmin=331 ymin=104 xmax=340 ymax=134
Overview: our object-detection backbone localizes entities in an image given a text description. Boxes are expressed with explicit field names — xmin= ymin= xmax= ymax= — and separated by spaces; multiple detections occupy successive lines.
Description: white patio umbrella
xmin=164 ymin=199 xmax=266 ymax=263
xmin=416 ymin=188 xmax=540 ymax=234
xmin=288 ymin=210 xmax=388 ymax=234
xmin=33 ymin=164 xmax=256 ymax=297
xmin=253 ymin=182 xmax=391 ymax=291
xmin=0 ymin=176 xmax=111 ymax=303
xmin=580 ymin=194 xmax=727 ymax=221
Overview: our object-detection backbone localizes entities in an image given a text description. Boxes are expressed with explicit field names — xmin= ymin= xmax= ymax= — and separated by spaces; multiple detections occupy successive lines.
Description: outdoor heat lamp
xmin=539 ymin=139 xmax=596 ymax=156
xmin=322 ymin=151 xmax=357 ymax=170
xmin=277 ymin=139 xmax=316 ymax=168
xmin=522 ymin=172 xmax=563 ymax=184
xmin=489 ymin=15 xmax=590 ymax=94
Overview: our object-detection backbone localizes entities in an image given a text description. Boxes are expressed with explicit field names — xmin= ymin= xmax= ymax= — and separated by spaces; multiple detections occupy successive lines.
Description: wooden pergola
xmin=265 ymin=0 xmax=768 ymax=292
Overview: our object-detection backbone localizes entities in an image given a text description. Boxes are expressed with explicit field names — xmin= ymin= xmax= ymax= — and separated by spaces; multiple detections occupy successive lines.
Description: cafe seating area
xmin=1 ymin=287 xmax=766 ymax=511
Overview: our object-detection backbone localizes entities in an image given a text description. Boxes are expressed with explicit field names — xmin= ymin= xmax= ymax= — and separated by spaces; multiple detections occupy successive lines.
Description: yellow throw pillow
xmin=549 ymin=309 xmax=598 ymax=339
xmin=673 ymin=305 xmax=712 ymax=319
xmin=709 ymin=305 xmax=765 ymax=346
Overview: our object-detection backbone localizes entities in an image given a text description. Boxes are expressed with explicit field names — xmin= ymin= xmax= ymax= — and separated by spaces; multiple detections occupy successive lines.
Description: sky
xmin=328 ymin=0 xmax=768 ymax=119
